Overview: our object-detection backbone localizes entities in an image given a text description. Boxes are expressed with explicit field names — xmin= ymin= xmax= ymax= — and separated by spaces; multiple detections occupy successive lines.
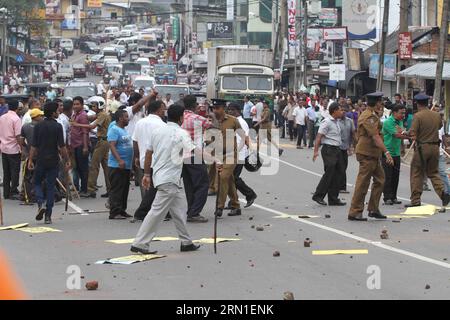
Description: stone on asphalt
xmin=86 ymin=281 xmax=98 ymax=291
xmin=283 ymin=291 xmax=294 ymax=300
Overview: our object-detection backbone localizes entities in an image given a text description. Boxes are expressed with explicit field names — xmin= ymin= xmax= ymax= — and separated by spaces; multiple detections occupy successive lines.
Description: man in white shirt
xmin=164 ymin=93 xmax=174 ymax=108
xmin=57 ymin=99 xmax=72 ymax=145
xmin=125 ymin=91 xmax=155 ymax=137
xmin=119 ymin=88 xmax=129 ymax=105
xmin=293 ymin=98 xmax=308 ymax=148
xmin=228 ymin=103 xmax=257 ymax=208
xmin=97 ymin=81 xmax=106 ymax=96
xmin=251 ymin=97 xmax=264 ymax=130
xmin=132 ymin=100 xmax=166 ymax=221
xmin=131 ymin=105 xmax=202 ymax=254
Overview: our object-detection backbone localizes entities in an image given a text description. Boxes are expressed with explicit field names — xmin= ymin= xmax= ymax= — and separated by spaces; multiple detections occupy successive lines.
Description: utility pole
xmin=377 ymin=0 xmax=390 ymax=92
xmin=300 ymin=0 xmax=307 ymax=89
xmin=279 ymin=0 xmax=287 ymax=82
xmin=294 ymin=0 xmax=300 ymax=92
xmin=433 ymin=0 xmax=449 ymax=107
xmin=397 ymin=0 xmax=409 ymax=94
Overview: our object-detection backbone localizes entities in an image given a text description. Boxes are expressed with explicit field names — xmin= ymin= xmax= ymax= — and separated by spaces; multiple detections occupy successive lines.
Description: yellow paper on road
xmin=193 ymin=238 xmax=241 ymax=244
xmin=95 ymin=254 xmax=166 ymax=265
xmin=0 ymin=223 xmax=29 ymax=231
xmin=312 ymin=249 xmax=368 ymax=256
xmin=17 ymin=227 xmax=62 ymax=234
xmin=387 ymin=215 xmax=427 ymax=219
xmin=105 ymin=237 xmax=179 ymax=244
xmin=402 ymin=205 xmax=438 ymax=215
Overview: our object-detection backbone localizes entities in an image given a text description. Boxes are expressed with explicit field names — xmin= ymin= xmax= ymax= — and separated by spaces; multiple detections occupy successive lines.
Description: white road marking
xmin=267 ymin=154 xmax=438 ymax=206
xmin=68 ymin=201 xmax=84 ymax=214
xmin=241 ymin=200 xmax=450 ymax=270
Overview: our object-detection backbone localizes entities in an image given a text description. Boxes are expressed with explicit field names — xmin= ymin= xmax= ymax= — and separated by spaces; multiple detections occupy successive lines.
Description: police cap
xmin=414 ymin=93 xmax=430 ymax=104
xmin=211 ymin=99 xmax=228 ymax=108
xmin=366 ymin=92 xmax=384 ymax=105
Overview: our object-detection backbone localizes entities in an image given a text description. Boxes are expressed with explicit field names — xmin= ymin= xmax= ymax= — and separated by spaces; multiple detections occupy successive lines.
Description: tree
xmin=0 ymin=0 xmax=47 ymax=53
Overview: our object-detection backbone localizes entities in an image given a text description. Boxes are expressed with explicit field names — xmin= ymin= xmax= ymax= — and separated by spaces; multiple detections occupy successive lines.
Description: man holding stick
xmin=28 ymin=102 xmax=71 ymax=224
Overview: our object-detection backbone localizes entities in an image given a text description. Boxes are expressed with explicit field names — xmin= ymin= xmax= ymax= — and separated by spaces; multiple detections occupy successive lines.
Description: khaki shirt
xmin=217 ymin=114 xmax=241 ymax=158
xmin=260 ymin=107 xmax=271 ymax=129
xmin=355 ymin=108 xmax=383 ymax=158
xmin=410 ymin=108 xmax=442 ymax=144
xmin=96 ymin=111 xmax=111 ymax=138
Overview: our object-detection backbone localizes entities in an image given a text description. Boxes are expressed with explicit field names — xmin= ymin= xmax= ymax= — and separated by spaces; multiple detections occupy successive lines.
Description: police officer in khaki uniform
xmin=210 ymin=99 xmax=245 ymax=217
xmin=254 ymin=100 xmax=284 ymax=156
xmin=405 ymin=93 xmax=450 ymax=207
xmin=348 ymin=92 xmax=394 ymax=221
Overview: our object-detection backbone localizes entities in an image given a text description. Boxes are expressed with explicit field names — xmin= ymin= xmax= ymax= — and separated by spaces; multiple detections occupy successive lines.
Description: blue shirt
xmin=107 ymin=125 xmax=133 ymax=169
xmin=0 ymin=105 xmax=8 ymax=117
xmin=243 ymin=101 xmax=254 ymax=119
xmin=306 ymin=106 xmax=316 ymax=121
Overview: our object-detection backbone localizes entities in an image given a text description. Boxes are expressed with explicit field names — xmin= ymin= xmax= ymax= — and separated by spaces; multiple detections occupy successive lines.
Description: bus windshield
xmin=248 ymin=76 xmax=273 ymax=91
xmin=155 ymin=64 xmax=176 ymax=75
xmin=137 ymin=39 xmax=157 ymax=48
xmin=222 ymin=75 xmax=247 ymax=90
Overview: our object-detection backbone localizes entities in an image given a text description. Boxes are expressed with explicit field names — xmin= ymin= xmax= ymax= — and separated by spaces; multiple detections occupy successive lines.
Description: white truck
xmin=206 ymin=46 xmax=274 ymax=101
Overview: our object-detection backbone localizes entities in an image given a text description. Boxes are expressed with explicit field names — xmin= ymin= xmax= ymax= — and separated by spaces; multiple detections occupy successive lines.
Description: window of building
xmin=259 ymin=0 xmax=272 ymax=23
xmin=111 ymin=12 xmax=117 ymax=20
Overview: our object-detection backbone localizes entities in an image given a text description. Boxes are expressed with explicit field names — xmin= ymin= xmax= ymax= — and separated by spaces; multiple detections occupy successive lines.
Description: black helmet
xmin=244 ymin=151 xmax=263 ymax=172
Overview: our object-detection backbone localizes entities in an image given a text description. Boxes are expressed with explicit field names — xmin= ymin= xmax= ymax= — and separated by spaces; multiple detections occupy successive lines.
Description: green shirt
xmin=382 ymin=115 xmax=403 ymax=157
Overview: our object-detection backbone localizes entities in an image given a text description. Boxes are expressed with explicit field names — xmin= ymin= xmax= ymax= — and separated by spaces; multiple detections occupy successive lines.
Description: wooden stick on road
xmin=401 ymin=141 xmax=415 ymax=164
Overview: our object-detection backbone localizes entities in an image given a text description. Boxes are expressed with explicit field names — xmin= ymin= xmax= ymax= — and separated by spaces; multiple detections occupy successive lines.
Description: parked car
xmin=56 ymin=63 xmax=74 ymax=82
xmin=59 ymin=39 xmax=74 ymax=56
xmin=103 ymin=26 xmax=121 ymax=40
xmin=120 ymin=24 xmax=138 ymax=37
xmin=73 ymin=64 xmax=87 ymax=78
xmin=79 ymin=34 xmax=100 ymax=45
xmin=112 ymin=44 xmax=127 ymax=58
xmin=64 ymin=80 xmax=96 ymax=100
xmin=80 ymin=41 xmax=100 ymax=54
xmin=132 ymin=75 xmax=155 ymax=91
xmin=103 ymin=46 xmax=120 ymax=60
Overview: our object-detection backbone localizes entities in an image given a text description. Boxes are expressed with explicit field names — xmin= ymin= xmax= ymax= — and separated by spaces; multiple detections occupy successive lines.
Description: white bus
xmin=217 ymin=64 xmax=274 ymax=104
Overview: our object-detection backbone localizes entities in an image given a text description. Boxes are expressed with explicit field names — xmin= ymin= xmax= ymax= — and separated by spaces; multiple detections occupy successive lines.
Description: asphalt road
xmin=1 ymin=136 xmax=450 ymax=300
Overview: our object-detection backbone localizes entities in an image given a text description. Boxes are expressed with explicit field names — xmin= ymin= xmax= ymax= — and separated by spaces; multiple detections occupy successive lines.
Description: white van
xmin=120 ymin=24 xmax=138 ymax=37
xmin=103 ymin=26 xmax=120 ymax=40
xmin=114 ymin=37 xmax=138 ymax=52
xmin=60 ymin=39 xmax=74 ymax=56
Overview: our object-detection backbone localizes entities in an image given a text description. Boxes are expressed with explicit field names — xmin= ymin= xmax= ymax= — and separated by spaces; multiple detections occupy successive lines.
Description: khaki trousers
xmin=349 ymin=154 xmax=385 ymax=216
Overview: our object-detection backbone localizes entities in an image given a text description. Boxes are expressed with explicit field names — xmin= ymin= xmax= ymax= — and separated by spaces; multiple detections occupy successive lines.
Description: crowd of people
xmin=0 ymin=83 xmax=449 ymax=250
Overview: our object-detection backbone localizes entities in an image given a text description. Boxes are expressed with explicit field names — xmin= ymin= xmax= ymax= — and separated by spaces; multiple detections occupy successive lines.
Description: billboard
xmin=329 ymin=64 xmax=346 ymax=81
xmin=45 ymin=0 xmax=62 ymax=18
xmin=288 ymin=0 xmax=298 ymax=59
xmin=307 ymin=28 xmax=344 ymax=63
xmin=206 ymin=22 xmax=233 ymax=40
xmin=323 ymin=27 xmax=348 ymax=41
xmin=369 ymin=54 xmax=397 ymax=82
xmin=342 ymin=0 xmax=377 ymax=40
xmin=87 ymin=0 xmax=102 ymax=8
xmin=398 ymin=32 xmax=412 ymax=60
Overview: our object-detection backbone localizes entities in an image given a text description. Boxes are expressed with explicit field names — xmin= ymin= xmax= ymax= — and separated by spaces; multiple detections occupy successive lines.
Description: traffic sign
xmin=16 ymin=55 xmax=24 ymax=63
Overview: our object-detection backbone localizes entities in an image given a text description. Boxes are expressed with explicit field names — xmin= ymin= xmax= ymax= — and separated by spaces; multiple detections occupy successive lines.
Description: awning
xmin=397 ymin=62 xmax=450 ymax=80
xmin=337 ymin=70 xmax=368 ymax=90
xmin=8 ymin=47 xmax=44 ymax=66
